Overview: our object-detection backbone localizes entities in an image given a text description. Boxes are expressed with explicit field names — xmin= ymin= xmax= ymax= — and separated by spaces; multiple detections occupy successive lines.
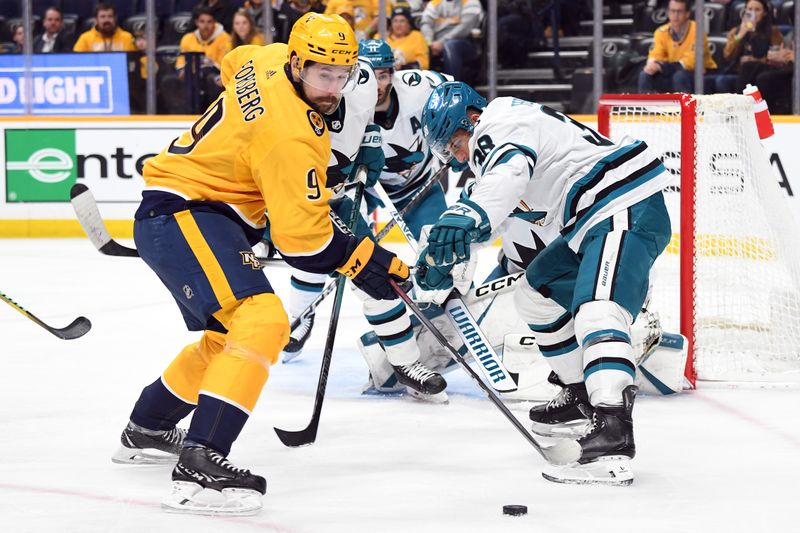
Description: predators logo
xmin=240 ymin=251 xmax=263 ymax=270
xmin=307 ymin=110 xmax=325 ymax=136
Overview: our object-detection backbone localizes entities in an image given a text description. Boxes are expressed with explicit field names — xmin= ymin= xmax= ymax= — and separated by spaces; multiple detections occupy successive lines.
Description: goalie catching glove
xmin=337 ymin=236 xmax=410 ymax=300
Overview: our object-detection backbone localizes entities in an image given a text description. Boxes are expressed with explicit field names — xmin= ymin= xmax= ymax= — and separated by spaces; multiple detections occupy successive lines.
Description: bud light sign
xmin=0 ymin=53 xmax=129 ymax=115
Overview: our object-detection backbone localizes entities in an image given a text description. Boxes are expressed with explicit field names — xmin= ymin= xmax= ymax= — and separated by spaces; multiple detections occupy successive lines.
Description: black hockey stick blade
xmin=274 ymin=418 xmax=319 ymax=448
xmin=0 ymin=291 xmax=92 ymax=340
xmin=70 ymin=183 xmax=139 ymax=257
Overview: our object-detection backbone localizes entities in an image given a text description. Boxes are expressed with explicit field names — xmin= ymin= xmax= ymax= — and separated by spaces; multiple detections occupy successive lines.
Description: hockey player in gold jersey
xmin=111 ymin=13 xmax=410 ymax=516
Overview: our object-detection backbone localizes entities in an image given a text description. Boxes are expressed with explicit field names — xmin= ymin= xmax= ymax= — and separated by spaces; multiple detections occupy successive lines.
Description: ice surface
xmin=0 ymin=240 xmax=797 ymax=533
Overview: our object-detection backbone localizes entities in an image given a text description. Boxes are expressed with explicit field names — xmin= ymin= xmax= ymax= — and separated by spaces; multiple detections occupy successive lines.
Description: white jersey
xmin=498 ymin=213 xmax=561 ymax=273
xmin=325 ymin=59 xmax=378 ymax=194
xmin=375 ymin=69 xmax=450 ymax=202
xmin=467 ymin=97 xmax=671 ymax=251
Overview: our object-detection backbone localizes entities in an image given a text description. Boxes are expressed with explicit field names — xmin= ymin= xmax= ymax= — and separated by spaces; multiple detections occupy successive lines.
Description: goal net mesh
xmin=602 ymin=94 xmax=800 ymax=382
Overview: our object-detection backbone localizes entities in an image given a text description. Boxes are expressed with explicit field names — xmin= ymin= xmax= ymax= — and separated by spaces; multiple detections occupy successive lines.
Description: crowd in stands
xmin=0 ymin=0 xmax=796 ymax=114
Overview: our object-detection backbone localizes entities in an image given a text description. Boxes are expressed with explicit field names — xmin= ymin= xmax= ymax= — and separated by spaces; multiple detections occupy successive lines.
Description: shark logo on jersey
xmin=384 ymin=141 xmax=425 ymax=175
xmin=508 ymin=228 xmax=547 ymax=271
xmin=327 ymin=149 xmax=355 ymax=187
xmin=401 ymin=72 xmax=422 ymax=87
xmin=358 ymin=68 xmax=370 ymax=85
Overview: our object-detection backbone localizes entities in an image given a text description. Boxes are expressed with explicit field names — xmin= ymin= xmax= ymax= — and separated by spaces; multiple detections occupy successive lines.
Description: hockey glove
xmin=414 ymin=254 xmax=454 ymax=305
xmin=449 ymin=158 xmax=469 ymax=172
xmin=338 ymin=236 xmax=410 ymax=300
xmin=353 ymin=125 xmax=384 ymax=188
xmin=258 ymin=218 xmax=277 ymax=258
xmin=426 ymin=199 xmax=492 ymax=266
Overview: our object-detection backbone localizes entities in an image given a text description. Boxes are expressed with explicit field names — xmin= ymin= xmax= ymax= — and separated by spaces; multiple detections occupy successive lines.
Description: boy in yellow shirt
xmin=638 ymin=0 xmax=717 ymax=93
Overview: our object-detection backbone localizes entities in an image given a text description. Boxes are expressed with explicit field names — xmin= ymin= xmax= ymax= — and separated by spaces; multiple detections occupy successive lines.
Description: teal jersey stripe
xmin=562 ymin=141 xmax=644 ymax=226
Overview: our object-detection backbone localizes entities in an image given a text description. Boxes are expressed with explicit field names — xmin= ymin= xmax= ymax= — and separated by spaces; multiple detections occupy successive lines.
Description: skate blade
xmin=406 ymin=388 xmax=449 ymax=404
xmin=541 ymin=456 xmax=634 ymax=486
xmin=530 ymin=419 xmax=591 ymax=438
xmin=111 ymin=446 xmax=178 ymax=465
xmin=281 ymin=350 xmax=303 ymax=364
xmin=161 ymin=481 xmax=263 ymax=516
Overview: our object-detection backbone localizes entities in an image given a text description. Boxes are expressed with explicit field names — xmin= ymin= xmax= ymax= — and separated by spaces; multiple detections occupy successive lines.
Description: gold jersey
xmin=143 ymin=43 xmax=337 ymax=258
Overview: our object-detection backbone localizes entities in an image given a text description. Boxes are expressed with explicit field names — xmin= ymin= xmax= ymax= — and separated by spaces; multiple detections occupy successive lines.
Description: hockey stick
xmin=283 ymin=165 xmax=450 ymax=343
xmin=371 ymin=183 xmax=517 ymax=393
xmin=0 ymin=290 xmax=91 ymax=340
xmin=273 ymin=167 xmax=368 ymax=447
xmin=389 ymin=279 xmax=580 ymax=465
xmin=70 ymin=183 xmax=284 ymax=267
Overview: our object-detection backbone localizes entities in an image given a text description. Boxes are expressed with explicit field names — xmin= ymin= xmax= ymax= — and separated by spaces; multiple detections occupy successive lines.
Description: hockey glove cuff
xmin=338 ymin=237 xmax=410 ymax=300
xmin=353 ymin=125 xmax=384 ymax=188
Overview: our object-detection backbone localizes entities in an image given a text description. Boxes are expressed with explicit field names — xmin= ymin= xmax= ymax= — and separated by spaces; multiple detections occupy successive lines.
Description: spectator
xmin=177 ymin=7 xmax=231 ymax=110
xmin=73 ymin=2 xmax=136 ymax=52
xmin=325 ymin=0 xmax=378 ymax=41
xmin=637 ymin=0 xmax=717 ymax=93
xmin=756 ymin=29 xmax=795 ymax=113
xmin=386 ymin=6 xmax=428 ymax=69
xmin=10 ymin=24 xmax=24 ymax=53
xmin=497 ymin=0 xmax=544 ymax=68
xmin=231 ymin=9 xmax=265 ymax=48
xmin=332 ymin=3 xmax=356 ymax=30
xmin=716 ymin=0 xmax=784 ymax=93
xmin=281 ymin=0 xmax=324 ymax=41
xmin=420 ymin=0 xmax=483 ymax=82
xmin=196 ymin=0 xmax=238 ymax=33
xmin=33 ymin=6 xmax=74 ymax=53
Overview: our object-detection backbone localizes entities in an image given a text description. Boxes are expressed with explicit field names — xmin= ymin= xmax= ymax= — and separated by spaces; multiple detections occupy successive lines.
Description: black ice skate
xmin=111 ymin=421 xmax=186 ymax=465
xmin=541 ymin=385 xmax=638 ymax=486
xmin=392 ymin=361 xmax=447 ymax=396
xmin=529 ymin=372 xmax=592 ymax=437
xmin=162 ymin=445 xmax=267 ymax=516
xmin=281 ymin=314 xmax=315 ymax=363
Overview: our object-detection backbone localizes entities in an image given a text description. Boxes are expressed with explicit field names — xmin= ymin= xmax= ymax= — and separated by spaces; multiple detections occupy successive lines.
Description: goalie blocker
xmin=358 ymin=278 xmax=688 ymax=401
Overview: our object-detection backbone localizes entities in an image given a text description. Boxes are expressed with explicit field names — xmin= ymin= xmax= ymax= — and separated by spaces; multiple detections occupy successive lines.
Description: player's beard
xmin=311 ymin=95 xmax=341 ymax=115
xmin=376 ymin=84 xmax=392 ymax=107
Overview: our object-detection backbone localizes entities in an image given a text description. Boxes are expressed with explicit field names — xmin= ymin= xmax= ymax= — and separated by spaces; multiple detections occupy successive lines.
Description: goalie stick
xmin=273 ymin=167 xmax=367 ymax=448
xmin=371 ymin=183 xmax=517 ymax=393
xmin=69 ymin=183 xmax=281 ymax=266
xmin=0 ymin=290 xmax=91 ymax=340
xmin=282 ymin=165 xmax=450 ymax=349
xmin=389 ymin=279 xmax=580 ymax=465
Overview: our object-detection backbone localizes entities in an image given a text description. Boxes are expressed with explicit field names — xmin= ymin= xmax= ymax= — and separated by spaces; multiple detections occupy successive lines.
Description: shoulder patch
xmin=307 ymin=110 xmax=325 ymax=136
xmin=402 ymin=71 xmax=422 ymax=87
xmin=358 ymin=68 xmax=370 ymax=85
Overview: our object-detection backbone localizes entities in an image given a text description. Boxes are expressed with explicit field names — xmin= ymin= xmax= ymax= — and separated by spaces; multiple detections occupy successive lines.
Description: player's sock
xmin=162 ymin=444 xmax=266 ymax=516
xmin=112 ymin=420 xmax=186 ymax=464
xmin=528 ymin=371 xmax=592 ymax=437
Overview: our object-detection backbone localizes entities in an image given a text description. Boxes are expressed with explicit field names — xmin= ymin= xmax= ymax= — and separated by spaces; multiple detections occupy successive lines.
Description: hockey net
xmin=598 ymin=93 xmax=800 ymax=385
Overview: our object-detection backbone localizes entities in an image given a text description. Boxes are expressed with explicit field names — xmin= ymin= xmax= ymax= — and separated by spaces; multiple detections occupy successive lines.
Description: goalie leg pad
xmin=574 ymin=300 xmax=635 ymax=406
xmin=635 ymin=332 xmax=689 ymax=395
xmin=514 ymin=279 xmax=583 ymax=384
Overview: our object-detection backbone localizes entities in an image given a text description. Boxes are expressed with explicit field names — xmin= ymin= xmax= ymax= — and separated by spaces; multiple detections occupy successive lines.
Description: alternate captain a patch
xmin=307 ymin=110 xmax=325 ymax=136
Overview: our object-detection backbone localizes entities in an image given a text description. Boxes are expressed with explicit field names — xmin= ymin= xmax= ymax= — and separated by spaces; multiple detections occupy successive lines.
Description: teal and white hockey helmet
xmin=421 ymin=81 xmax=487 ymax=163
xmin=358 ymin=39 xmax=395 ymax=70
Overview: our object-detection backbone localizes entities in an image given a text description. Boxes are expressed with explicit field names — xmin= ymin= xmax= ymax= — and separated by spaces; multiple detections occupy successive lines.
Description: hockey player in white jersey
xmin=417 ymin=82 xmax=672 ymax=485
xmin=278 ymin=41 xmax=447 ymax=399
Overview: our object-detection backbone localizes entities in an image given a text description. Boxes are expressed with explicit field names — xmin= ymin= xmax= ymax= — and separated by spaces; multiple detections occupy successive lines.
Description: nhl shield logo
xmin=307 ymin=110 xmax=325 ymax=136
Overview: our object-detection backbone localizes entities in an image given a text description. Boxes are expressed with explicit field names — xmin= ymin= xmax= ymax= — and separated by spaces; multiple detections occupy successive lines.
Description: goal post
xmin=597 ymin=93 xmax=800 ymax=386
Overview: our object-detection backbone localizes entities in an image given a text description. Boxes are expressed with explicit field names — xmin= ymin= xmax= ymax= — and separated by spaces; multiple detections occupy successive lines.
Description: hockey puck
xmin=503 ymin=505 xmax=527 ymax=516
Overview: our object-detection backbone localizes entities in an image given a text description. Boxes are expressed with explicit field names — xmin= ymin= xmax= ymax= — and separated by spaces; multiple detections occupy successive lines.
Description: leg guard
xmin=188 ymin=293 xmax=289 ymax=455
xmin=357 ymin=287 xmax=420 ymax=366
xmin=287 ymin=268 xmax=327 ymax=319
xmin=574 ymin=300 xmax=635 ymax=406
xmin=514 ymin=277 xmax=583 ymax=384
xmin=162 ymin=330 xmax=226 ymax=405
